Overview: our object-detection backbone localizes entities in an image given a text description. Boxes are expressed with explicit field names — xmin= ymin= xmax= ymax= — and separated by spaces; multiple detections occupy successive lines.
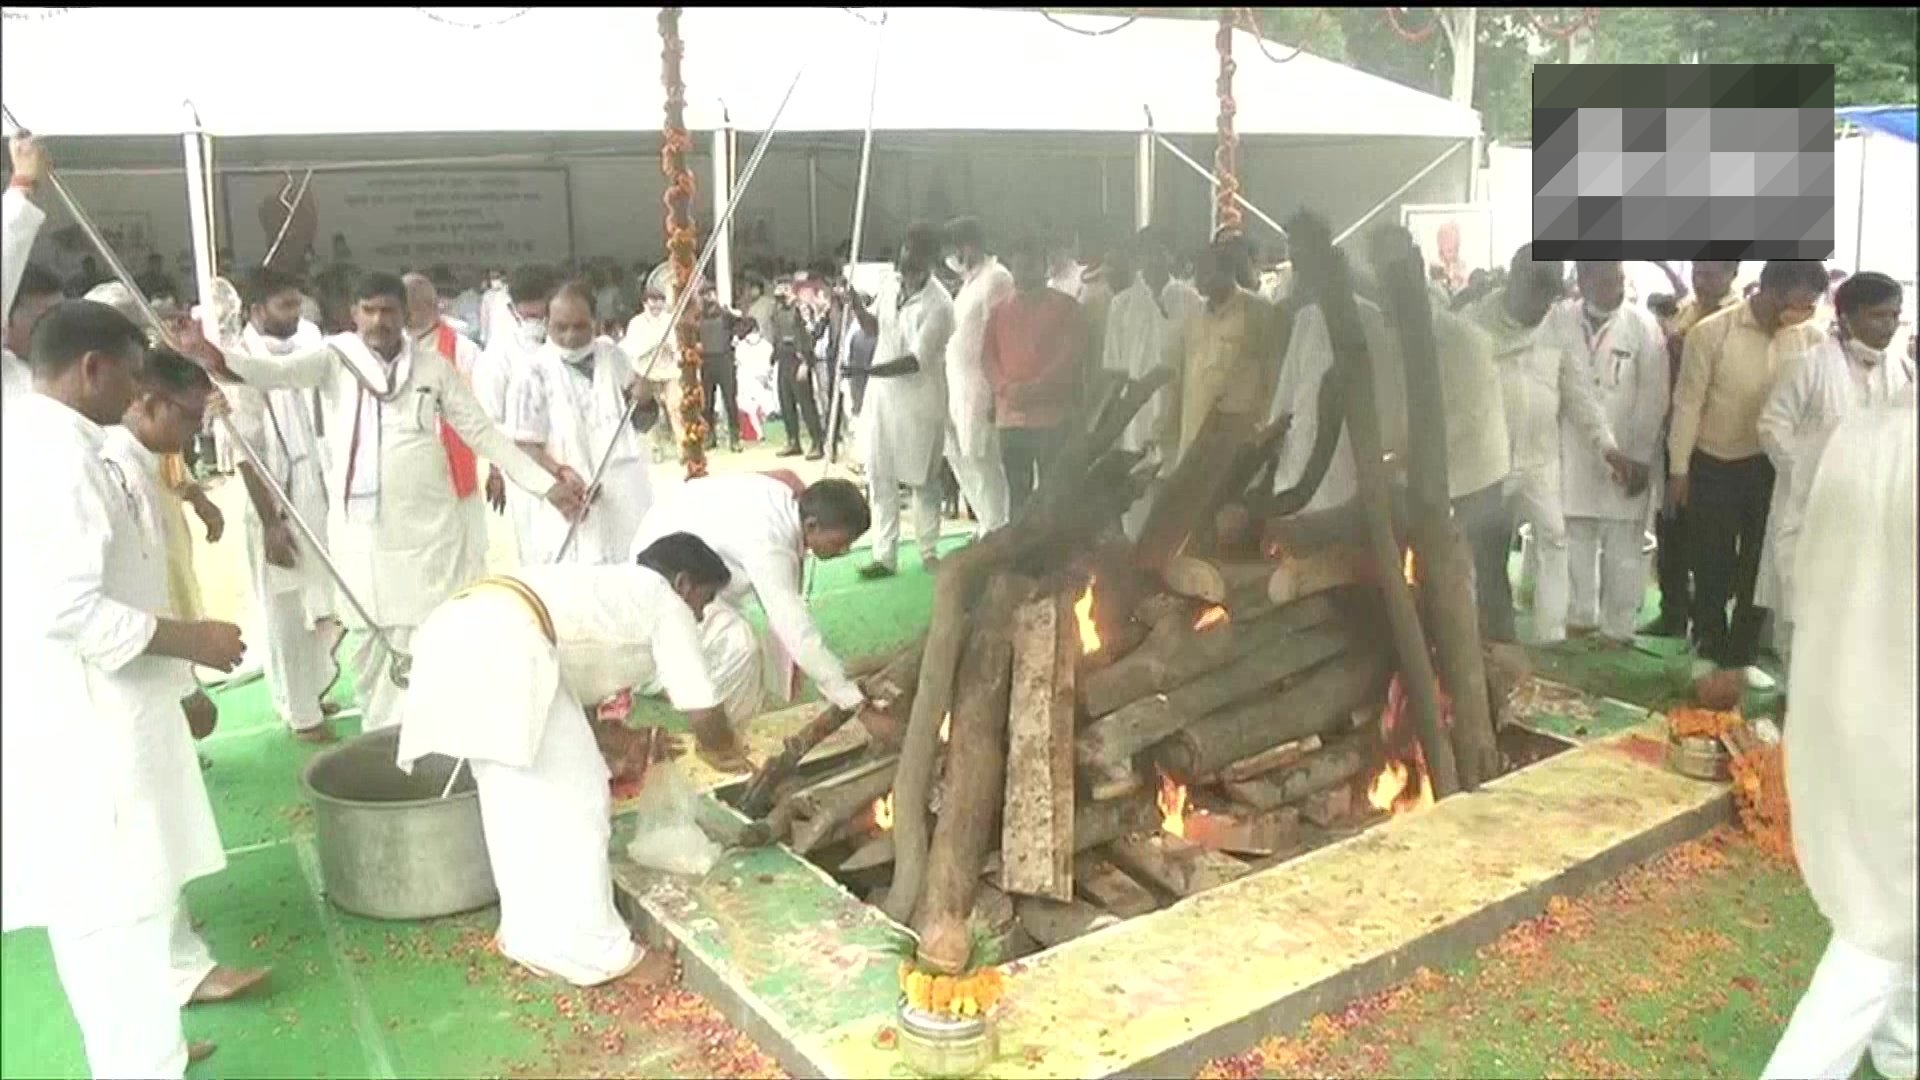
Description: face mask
xmin=515 ymin=319 xmax=548 ymax=349
xmin=944 ymin=255 xmax=967 ymax=277
xmin=1842 ymin=335 xmax=1885 ymax=368
xmin=1582 ymin=299 xmax=1616 ymax=321
xmin=552 ymin=341 xmax=594 ymax=365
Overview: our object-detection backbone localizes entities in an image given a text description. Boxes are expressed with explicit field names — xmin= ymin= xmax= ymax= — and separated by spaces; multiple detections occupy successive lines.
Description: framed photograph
xmin=1399 ymin=203 xmax=1493 ymax=295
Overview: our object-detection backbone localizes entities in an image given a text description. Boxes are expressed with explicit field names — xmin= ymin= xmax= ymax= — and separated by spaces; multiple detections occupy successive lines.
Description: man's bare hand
xmin=263 ymin=520 xmax=298 ymax=569
xmin=1666 ymin=474 xmax=1691 ymax=513
xmin=8 ymin=132 xmax=47 ymax=189
xmin=185 ymin=621 xmax=247 ymax=672
xmin=546 ymin=467 xmax=591 ymax=522
xmin=189 ymin=492 xmax=225 ymax=543
xmin=486 ymin=466 xmax=507 ymax=513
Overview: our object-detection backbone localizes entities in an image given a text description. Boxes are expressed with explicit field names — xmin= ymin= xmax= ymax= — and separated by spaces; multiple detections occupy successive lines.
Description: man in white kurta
xmin=510 ymin=284 xmax=655 ymax=566
xmin=472 ymin=265 xmax=560 ymax=565
xmin=1460 ymin=249 xmax=1623 ymax=644
xmin=1761 ymin=395 xmax=1917 ymax=1080
xmin=1756 ymin=272 xmax=1913 ymax=659
xmin=630 ymin=473 xmax=871 ymax=752
xmin=623 ymin=286 xmax=682 ymax=462
xmin=854 ymin=227 xmax=956 ymax=579
xmin=2 ymin=303 xmax=252 ymax=1079
xmin=4 ymin=133 xmax=53 ymax=406
xmin=406 ymin=273 xmax=493 ymax=584
xmin=1540 ymin=263 xmax=1670 ymax=641
xmin=940 ymin=217 xmax=1014 ymax=536
xmin=396 ymin=534 xmax=731 ymax=987
xmin=225 ymin=269 xmax=341 ymax=740
xmin=212 ymin=272 xmax=585 ymax=734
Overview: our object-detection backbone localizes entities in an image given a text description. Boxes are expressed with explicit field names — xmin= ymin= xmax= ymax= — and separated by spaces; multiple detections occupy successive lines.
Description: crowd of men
xmin=4 ymin=116 xmax=1916 ymax=1080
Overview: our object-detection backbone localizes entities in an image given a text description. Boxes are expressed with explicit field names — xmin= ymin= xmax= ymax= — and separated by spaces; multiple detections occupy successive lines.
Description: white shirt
xmin=946 ymin=258 xmax=1015 ymax=457
xmin=860 ymin=275 xmax=955 ymax=484
xmin=2 ymin=396 xmax=223 ymax=932
xmin=1104 ymin=277 xmax=1175 ymax=453
xmin=512 ymin=563 xmax=719 ymax=711
xmin=630 ymin=473 xmax=864 ymax=711
xmin=1462 ymin=290 xmax=1619 ymax=480
xmin=1537 ymin=299 xmax=1668 ymax=521
xmin=623 ymin=309 xmax=677 ymax=379
xmin=509 ymin=340 xmax=652 ymax=565
xmin=3 ymin=186 xmax=48 ymax=409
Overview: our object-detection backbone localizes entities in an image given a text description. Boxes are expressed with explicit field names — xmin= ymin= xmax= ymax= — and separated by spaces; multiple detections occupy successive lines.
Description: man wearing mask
xmin=1460 ymin=247 xmax=1619 ymax=643
xmin=1643 ymin=260 xmax=1741 ymax=639
xmin=1165 ymin=234 xmax=1283 ymax=464
xmin=769 ymin=278 xmax=826 ymax=461
xmin=1756 ymin=271 xmax=1912 ymax=664
xmin=510 ymin=282 xmax=657 ymax=566
xmin=1539 ymin=262 xmax=1669 ymax=642
xmin=983 ymin=237 xmax=1087 ymax=517
xmin=406 ymin=272 xmax=492 ymax=584
xmin=623 ymin=285 xmax=681 ymax=463
xmin=473 ymin=265 xmax=560 ymax=563
xmin=202 ymin=272 xmax=590 ymax=733
xmin=224 ymin=267 xmax=341 ymax=742
xmin=939 ymin=216 xmax=1014 ymax=535
xmin=846 ymin=224 xmax=955 ymax=580
xmin=1668 ymin=260 xmax=1828 ymax=687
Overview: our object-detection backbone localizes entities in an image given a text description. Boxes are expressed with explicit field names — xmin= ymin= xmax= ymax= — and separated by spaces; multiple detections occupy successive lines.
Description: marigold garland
xmin=1730 ymin=742 xmax=1793 ymax=863
xmin=1213 ymin=11 xmax=1243 ymax=237
xmin=659 ymin=7 xmax=709 ymax=479
xmin=899 ymin=962 xmax=1005 ymax=1020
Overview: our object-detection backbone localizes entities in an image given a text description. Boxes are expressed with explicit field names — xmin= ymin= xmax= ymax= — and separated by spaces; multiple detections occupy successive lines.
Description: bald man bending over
xmin=406 ymin=272 xmax=495 ymax=585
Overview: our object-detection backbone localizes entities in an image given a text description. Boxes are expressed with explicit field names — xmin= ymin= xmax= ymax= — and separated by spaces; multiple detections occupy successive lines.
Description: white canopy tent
xmin=2 ymin=6 xmax=1480 ymax=302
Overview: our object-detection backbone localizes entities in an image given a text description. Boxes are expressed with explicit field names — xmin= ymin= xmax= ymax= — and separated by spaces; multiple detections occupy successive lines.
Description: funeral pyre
xmin=730 ymin=228 xmax=1553 ymax=974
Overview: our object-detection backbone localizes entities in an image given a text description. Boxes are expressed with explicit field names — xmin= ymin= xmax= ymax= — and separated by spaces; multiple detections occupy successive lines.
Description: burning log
xmin=1151 ymin=645 xmax=1391 ymax=782
xmin=844 ymin=793 xmax=1160 ymax=879
xmin=787 ymin=754 xmax=901 ymax=855
xmin=886 ymin=372 xmax=1169 ymax=926
xmin=1015 ymin=896 xmax=1122 ymax=948
xmin=1203 ymin=735 xmax=1321 ymax=785
xmin=1001 ymin=587 xmax=1078 ymax=903
xmin=1183 ymin=805 xmax=1301 ymax=857
xmin=1265 ymin=546 xmax=1369 ymax=609
xmin=1218 ymin=729 xmax=1377 ymax=811
xmin=1071 ymin=853 xmax=1159 ymax=917
xmin=1382 ymin=255 xmax=1499 ymax=790
xmin=1306 ymin=226 xmax=1460 ymax=798
xmin=914 ymin=573 xmax=1028 ymax=974
xmin=1134 ymin=405 xmax=1255 ymax=571
xmin=1082 ymin=540 xmax=1151 ymax=670
xmin=1105 ymin=833 xmax=1251 ymax=899
xmin=1079 ymin=599 xmax=1234 ymax=719
xmin=1161 ymin=556 xmax=1275 ymax=605
xmin=1077 ymin=607 xmax=1357 ymax=800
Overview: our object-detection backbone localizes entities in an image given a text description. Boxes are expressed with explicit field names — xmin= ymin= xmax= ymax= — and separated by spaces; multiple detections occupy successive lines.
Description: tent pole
xmin=1332 ymin=140 xmax=1466 ymax=246
xmin=1151 ymin=132 xmax=1286 ymax=239
xmin=713 ymin=124 xmax=735 ymax=309
xmin=1852 ymin=125 xmax=1868 ymax=274
xmin=807 ymin=150 xmax=821 ymax=259
xmin=180 ymin=102 xmax=218 ymax=324
xmin=1135 ymin=128 xmax=1154 ymax=231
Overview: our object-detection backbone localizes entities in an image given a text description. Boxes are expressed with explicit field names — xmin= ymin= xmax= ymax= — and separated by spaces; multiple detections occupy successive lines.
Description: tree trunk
xmin=1152 ymin=646 xmax=1390 ymax=781
xmin=1080 ymin=600 xmax=1233 ymax=718
xmin=1001 ymin=587 xmax=1078 ymax=903
xmin=788 ymin=755 xmax=901 ymax=855
xmin=1219 ymin=729 xmax=1377 ymax=811
xmin=886 ymin=371 xmax=1170 ymax=925
xmin=1381 ymin=255 xmax=1498 ymax=789
xmin=1266 ymin=547 xmax=1370 ymax=608
xmin=1260 ymin=498 xmax=1409 ymax=559
xmin=1313 ymin=242 xmax=1461 ymax=797
xmin=1162 ymin=556 xmax=1277 ymax=605
xmin=913 ymin=574 xmax=1028 ymax=973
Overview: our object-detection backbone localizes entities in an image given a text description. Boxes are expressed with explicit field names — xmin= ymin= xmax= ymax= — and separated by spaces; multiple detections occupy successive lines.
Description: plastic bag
xmin=624 ymin=758 xmax=721 ymax=876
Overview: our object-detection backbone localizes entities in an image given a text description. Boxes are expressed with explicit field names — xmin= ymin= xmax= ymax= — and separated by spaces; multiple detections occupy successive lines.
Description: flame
xmin=1074 ymin=581 xmax=1101 ymax=655
xmin=1402 ymin=547 xmax=1417 ymax=585
xmin=872 ymin=792 xmax=895 ymax=832
xmin=938 ymin=713 xmax=952 ymax=744
xmin=1368 ymin=673 xmax=1435 ymax=816
xmin=1193 ymin=605 xmax=1230 ymax=632
xmin=1156 ymin=770 xmax=1190 ymax=837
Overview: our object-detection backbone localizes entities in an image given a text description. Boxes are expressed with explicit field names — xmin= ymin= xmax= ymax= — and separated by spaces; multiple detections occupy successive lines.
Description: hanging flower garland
xmin=1213 ymin=10 xmax=1242 ymax=237
xmin=1381 ymin=7 xmax=1439 ymax=43
xmin=1523 ymin=7 xmax=1598 ymax=40
xmin=659 ymin=7 xmax=708 ymax=479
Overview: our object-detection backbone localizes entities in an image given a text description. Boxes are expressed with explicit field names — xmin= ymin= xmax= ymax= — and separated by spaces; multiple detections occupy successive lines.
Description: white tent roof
xmin=1 ymin=7 xmax=1478 ymax=141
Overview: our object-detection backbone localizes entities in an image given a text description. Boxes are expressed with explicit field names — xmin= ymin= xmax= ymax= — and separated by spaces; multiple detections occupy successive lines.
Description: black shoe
xmin=1637 ymin=615 xmax=1689 ymax=639
xmin=805 ymin=448 xmax=825 ymax=462
xmin=776 ymin=445 xmax=804 ymax=458
xmin=729 ymin=437 xmax=744 ymax=453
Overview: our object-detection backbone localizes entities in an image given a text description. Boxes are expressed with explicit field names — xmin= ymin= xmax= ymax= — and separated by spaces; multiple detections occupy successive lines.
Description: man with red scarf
xmin=406 ymin=273 xmax=493 ymax=585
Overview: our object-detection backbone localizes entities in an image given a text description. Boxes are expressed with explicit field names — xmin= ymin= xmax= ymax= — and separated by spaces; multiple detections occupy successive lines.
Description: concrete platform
xmin=610 ymin=691 xmax=1730 ymax=1079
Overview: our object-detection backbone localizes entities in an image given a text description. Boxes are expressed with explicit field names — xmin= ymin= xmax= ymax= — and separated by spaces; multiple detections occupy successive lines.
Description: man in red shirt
xmin=982 ymin=238 xmax=1089 ymax=516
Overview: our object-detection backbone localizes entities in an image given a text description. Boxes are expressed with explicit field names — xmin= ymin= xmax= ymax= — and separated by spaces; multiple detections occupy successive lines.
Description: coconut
xmin=1691 ymin=669 xmax=1746 ymax=712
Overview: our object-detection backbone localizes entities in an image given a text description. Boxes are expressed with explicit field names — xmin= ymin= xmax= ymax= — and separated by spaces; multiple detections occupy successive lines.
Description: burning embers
xmin=1156 ymin=770 xmax=1192 ymax=838
xmin=1367 ymin=675 xmax=1437 ymax=816
xmin=1075 ymin=581 xmax=1101 ymax=654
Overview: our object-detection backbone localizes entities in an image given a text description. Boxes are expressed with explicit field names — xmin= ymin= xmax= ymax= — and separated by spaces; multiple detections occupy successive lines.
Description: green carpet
xmin=1 ymin=540 xmax=955 ymax=1080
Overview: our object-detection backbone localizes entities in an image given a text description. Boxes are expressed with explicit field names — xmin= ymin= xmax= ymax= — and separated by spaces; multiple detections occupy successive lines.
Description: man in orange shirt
xmin=982 ymin=238 xmax=1088 ymax=517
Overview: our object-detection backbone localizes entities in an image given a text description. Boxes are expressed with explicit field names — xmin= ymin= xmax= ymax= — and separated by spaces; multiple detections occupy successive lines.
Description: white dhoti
xmin=244 ymin=519 xmax=342 ymax=732
xmin=944 ymin=419 xmax=1010 ymax=537
xmin=1567 ymin=516 xmax=1647 ymax=640
xmin=1508 ymin=464 xmax=1569 ymax=642
xmin=349 ymin=625 xmax=415 ymax=733
xmin=457 ymin=491 xmax=491 ymax=585
xmin=46 ymin=898 xmax=214 ymax=1080
xmin=469 ymin=693 xmax=638 ymax=987
xmin=1764 ymin=935 xmax=1917 ymax=1080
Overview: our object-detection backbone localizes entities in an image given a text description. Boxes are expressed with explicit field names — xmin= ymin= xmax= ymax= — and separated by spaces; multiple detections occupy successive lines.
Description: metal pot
xmin=1667 ymin=734 xmax=1733 ymax=782
xmin=897 ymin=998 xmax=997 ymax=1079
xmin=300 ymin=727 xmax=498 ymax=920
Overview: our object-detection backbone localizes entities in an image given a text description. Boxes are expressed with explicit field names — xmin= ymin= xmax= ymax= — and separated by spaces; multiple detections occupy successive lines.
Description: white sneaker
xmin=1745 ymin=666 xmax=1777 ymax=692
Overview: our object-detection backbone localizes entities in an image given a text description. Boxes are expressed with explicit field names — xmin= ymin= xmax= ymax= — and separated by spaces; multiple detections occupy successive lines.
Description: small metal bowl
xmin=1667 ymin=734 xmax=1732 ymax=782
xmin=897 ymin=997 xmax=997 ymax=1078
